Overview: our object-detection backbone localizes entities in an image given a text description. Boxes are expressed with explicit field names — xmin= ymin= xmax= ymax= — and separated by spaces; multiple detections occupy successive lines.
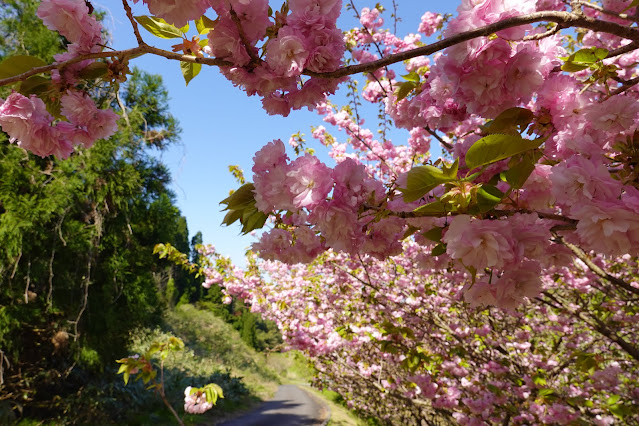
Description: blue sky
xmin=94 ymin=0 xmax=457 ymax=264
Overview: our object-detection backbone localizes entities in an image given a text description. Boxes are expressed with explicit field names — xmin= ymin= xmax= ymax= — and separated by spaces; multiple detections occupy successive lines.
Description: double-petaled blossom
xmin=133 ymin=0 xmax=209 ymax=27
xmin=37 ymin=0 xmax=103 ymax=53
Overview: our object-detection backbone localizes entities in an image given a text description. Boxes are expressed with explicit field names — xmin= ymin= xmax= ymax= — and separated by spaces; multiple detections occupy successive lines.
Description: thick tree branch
xmin=2 ymin=11 xmax=638 ymax=90
xmin=304 ymin=11 xmax=639 ymax=79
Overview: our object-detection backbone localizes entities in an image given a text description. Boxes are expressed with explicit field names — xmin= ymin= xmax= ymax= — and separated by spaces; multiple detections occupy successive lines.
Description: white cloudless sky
xmin=93 ymin=0 xmax=457 ymax=265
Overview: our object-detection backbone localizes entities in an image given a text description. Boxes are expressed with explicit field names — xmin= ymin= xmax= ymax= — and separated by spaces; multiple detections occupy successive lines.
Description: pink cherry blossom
xmin=133 ymin=0 xmax=209 ymax=27
xmin=286 ymin=155 xmax=334 ymax=209
xmin=37 ymin=0 xmax=102 ymax=53
xmin=442 ymin=215 xmax=515 ymax=270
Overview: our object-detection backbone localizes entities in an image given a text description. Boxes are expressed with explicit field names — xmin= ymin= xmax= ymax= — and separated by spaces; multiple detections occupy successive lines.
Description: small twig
xmin=0 ymin=45 xmax=232 ymax=88
xmin=522 ymin=23 xmax=561 ymax=41
xmin=607 ymin=41 xmax=639 ymax=59
xmin=116 ymin=87 xmax=130 ymax=127
xmin=610 ymin=75 xmax=639 ymax=96
xmin=575 ymin=0 xmax=636 ymax=22
xmin=229 ymin=8 xmax=260 ymax=67
xmin=121 ymin=0 xmax=145 ymax=45
xmin=424 ymin=127 xmax=453 ymax=152
xmin=554 ymin=234 xmax=639 ymax=296
xmin=156 ymin=360 xmax=184 ymax=426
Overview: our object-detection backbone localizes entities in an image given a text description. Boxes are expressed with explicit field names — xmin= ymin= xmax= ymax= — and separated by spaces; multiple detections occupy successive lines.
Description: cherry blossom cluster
xmin=0 ymin=0 xmax=118 ymax=158
xmin=241 ymin=0 xmax=639 ymax=313
xmin=183 ymin=386 xmax=213 ymax=414
xmin=201 ymin=244 xmax=639 ymax=424
xmin=138 ymin=0 xmax=347 ymax=116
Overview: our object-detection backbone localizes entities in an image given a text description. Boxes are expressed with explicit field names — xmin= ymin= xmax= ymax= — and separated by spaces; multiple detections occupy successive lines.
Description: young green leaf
xmin=400 ymin=161 xmax=458 ymax=203
xmin=413 ymin=200 xmax=450 ymax=214
xmin=465 ymin=134 xmax=545 ymax=170
xmin=431 ymin=243 xmax=446 ymax=256
xmin=472 ymin=185 xmax=504 ymax=214
xmin=481 ymin=107 xmax=534 ymax=135
xmin=134 ymin=15 xmax=183 ymax=39
xmin=395 ymin=80 xmax=417 ymax=103
xmin=500 ymin=157 xmax=536 ymax=189
xmin=195 ymin=15 xmax=216 ymax=34
xmin=180 ymin=61 xmax=202 ymax=86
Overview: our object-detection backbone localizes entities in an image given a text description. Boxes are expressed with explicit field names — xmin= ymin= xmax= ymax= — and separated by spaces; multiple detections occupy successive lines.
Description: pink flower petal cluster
xmin=252 ymin=139 xmax=334 ymax=212
xmin=442 ymin=215 xmax=514 ymax=270
xmin=183 ymin=386 xmax=213 ymax=414
xmin=0 ymin=91 xmax=118 ymax=159
xmin=37 ymin=0 xmax=103 ymax=54
xmin=133 ymin=0 xmax=209 ymax=27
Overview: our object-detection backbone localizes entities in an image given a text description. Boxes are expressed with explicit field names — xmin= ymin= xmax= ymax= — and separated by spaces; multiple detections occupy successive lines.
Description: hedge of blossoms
xmin=2 ymin=0 xmax=639 ymax=422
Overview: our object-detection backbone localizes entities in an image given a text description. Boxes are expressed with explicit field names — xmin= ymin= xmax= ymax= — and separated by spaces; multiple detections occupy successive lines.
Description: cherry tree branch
xmin=122 ymin=0 xmax=144 ymax=45
xmin=0 ymin=45 xmax=233 ymax=88
xmin=2 ymin=10 xmax=638 ymax=90
xmin=229 ymin=8 xmax=260 ymax=67
xmin=553 ymin=234 xmax=639 ymax=296
xmin=304 ymin=11 xmax=639 ymax=79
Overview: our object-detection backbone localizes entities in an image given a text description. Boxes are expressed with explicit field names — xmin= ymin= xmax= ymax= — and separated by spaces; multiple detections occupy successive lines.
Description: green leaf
xmin=500 ymin=157 xmax=536 ymax=189
xmin=465 ymin=134 xmax=545 ymax=170
xmin=423 ymin=227 xmax=443 ymax=242
xmin=537 ymin=388 xmax=554 ymax=397
xmin=222 ymin=209 xmax=243 ymax=227
xmin=561 ymin=47 xmax=608 ymax=72
xmin=413 ymin=200 xmax=450 ymax=214
xmin=401 ymin=160 xmax=458 ymax=203
xmin=195 ymin=15 xmax=216 ymax=35
xmin=607 ymin=395 xmax=621 ymax=406
xmin=180 ymin=61 xmax=201 ymax=86
xmin=532 ymin=373 xmax=547 ymax=387
xmin=123 ymin=372 xmax=130 ymax=385
xmin=221 ymin=183 xmax=256 ymax=211
xmin=242 ymin=210 xmax=268 ymax=234
xmin=431 ymin=243 xmax=446 ymax=256
xmin=561 ymin=61 xmax=590 ymax=72
xmin=401 ymin=71 xmax=420 ymax=83
xmin=0 ymin=55 xmax=47 ymax=79
xmin=210 ymin=383 xmax=224 ymax=399
xmin=78 ymin=61 xmax=109 ymax=80
xmin=482 ymin=107 xmax=534 ymax=135
xmin=402 ymin=225 xmax=420 ymax=239
xmin=18 ymin=75 xmax=51 ymax=96
xmin=134 ymin=15 xmax=183 ymax=39
xmin=395 ymin=80 xmax=417 ymax=102
xmin=622 ymin=0 xmax=639 ymax=12
xmin=473 ymin=185 xmax=504 ymax=213
xmin=179 ymin=23 xmax=189 ymax=33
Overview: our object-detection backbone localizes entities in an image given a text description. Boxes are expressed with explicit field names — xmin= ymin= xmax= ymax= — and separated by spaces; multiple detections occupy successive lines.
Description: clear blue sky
xmin=94 ymin=0 xmax=456 ymax=264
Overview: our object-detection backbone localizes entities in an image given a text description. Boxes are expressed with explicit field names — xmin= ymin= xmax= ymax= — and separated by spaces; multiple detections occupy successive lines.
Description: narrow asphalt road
xmin=219 ymin=384 xmax=329 ymax=426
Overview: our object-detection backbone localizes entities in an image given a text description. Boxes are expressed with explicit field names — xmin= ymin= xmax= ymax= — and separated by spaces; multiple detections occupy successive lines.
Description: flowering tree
xmin=2 ymin=0 xmax=639 ymax=423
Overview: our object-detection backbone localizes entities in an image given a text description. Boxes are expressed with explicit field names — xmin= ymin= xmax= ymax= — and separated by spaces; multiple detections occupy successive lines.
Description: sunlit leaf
xmin=400 ymin=160 xmax=458 ymax=203
xmin=180 ymin=61 xmax=201 ymax=86
xmin=465 ymin=134 xmax=545 ymax=170
xmin=134 ymin=15 xmax=183 ymax=39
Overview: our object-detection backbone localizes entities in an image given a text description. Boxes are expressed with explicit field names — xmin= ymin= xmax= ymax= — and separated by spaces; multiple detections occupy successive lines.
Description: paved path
xmin=220 ymin=384 xmax=329 ymax=426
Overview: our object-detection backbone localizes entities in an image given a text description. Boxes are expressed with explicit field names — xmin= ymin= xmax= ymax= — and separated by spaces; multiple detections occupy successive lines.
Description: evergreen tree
xmin=0 ymin=1 xmax=195 ymax=419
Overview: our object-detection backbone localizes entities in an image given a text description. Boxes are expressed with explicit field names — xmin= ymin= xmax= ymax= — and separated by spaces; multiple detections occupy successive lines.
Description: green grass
xmin=115 ymin=304 xmax=286 ymax=424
